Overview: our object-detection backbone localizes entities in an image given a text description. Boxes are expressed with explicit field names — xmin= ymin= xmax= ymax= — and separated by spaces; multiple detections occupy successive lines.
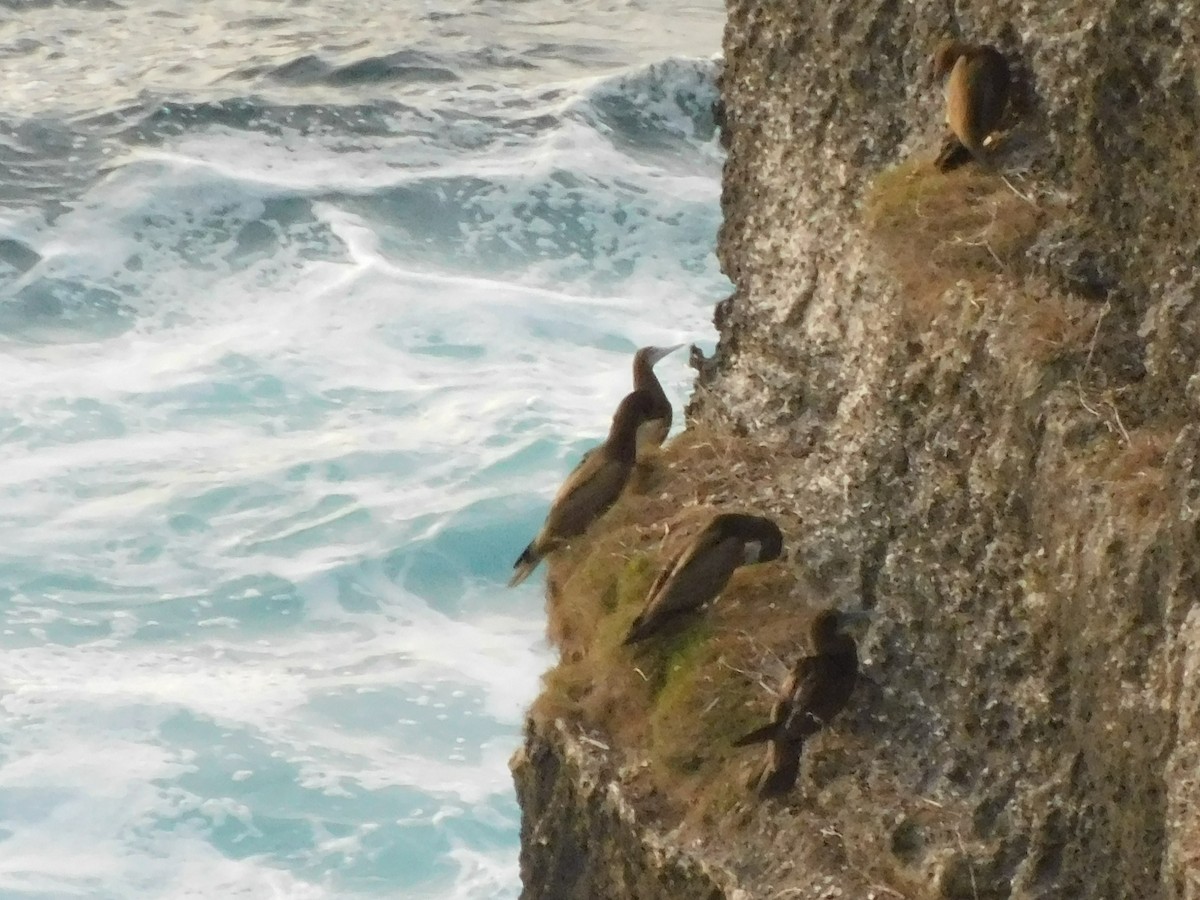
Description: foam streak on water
xmin=0 ymin=3 xmax=727 ymax=897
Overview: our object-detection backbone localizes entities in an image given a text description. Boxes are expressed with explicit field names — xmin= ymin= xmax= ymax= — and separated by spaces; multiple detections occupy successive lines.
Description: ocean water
xmin=0 ymin=3 xmax=728 ymax=898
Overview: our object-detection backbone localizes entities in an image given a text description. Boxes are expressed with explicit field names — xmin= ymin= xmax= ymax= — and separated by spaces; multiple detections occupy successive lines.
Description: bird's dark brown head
xmin=712 ymin=513 xmax=784 ymax=563
xmin=632 ymin=344 xmax=683 ymax=388
xmin=930 ymin=39 xmax=970 ymax=81
xmin=809 ymin=608 xmax=872 ymax=653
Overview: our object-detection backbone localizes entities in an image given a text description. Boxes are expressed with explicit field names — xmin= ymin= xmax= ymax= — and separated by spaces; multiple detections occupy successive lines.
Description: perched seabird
xmin=622 ymin=513 xmax=784 ymax=645
xmin=931 ymin=40 xmax=1010 ymax=172
xmin=732 ymin=608 xmax=871 ymax=798
xmin=631 ymin=344 xmax=684 ymax=454
xmin=508 ymin=390 xmax=658 ymax=588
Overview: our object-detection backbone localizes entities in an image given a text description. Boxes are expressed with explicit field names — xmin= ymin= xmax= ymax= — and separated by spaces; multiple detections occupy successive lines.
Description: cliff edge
xmin=513 ymin=1 xmax=1200 ymax=898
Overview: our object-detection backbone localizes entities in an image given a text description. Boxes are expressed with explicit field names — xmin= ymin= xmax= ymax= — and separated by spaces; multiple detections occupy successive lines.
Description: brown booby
xmin=732 ymin=608 xmax=871 ymax=798
xmin=631 ymin=344 xmax=684 ymax=454
xmin=508 ymin=390 xmax=658 ymax=588
xmin=622 ymin=513 xmax=784 ymax=645
xmin=931 ymin=40 xmax=1010 ymax=172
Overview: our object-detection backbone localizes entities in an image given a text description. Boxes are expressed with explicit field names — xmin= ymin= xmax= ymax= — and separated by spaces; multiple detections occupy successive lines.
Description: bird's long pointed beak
xmin=646 ymin=343 xmax=685 ymax=366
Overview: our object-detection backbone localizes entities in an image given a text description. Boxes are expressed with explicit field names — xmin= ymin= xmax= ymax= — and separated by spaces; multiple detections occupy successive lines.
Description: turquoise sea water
xmin=0 ymin=3 xmax=728 ymax=897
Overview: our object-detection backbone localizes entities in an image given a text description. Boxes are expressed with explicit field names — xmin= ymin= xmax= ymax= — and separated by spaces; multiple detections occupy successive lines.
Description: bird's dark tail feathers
xmin=508 ymin=543 xmax=542 ymax=588
xmin=936 ymin=131 xmax=998 ymax=174
xmin=621 ymin=615 xmax=649 ymax=646
xmin=934 ymin=135 xmax=972 ymax=172
xmin=755 ymin=752 xmax=802 ymax=798
xmin=731 ymin=722 xmax=776 ymax=748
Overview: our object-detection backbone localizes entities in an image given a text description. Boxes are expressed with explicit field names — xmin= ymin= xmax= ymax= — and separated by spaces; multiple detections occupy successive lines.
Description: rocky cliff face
xmin=512 ymin=1 xmax=1200 ymax=898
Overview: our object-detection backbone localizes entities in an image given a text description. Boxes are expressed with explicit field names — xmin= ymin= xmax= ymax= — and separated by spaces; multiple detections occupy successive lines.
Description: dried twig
xmin=579 ymin=734 xmax=611 ymax=751
xmin=719 ymin=658 xmax=776 ymax=695
xmin=1000 ymin=173 xmax=1036 ymax=206
xmin=1073 ymin=298 xmax=1133 ymax=441
xmin=1082 ymin=298 xmax=1111 ymax=374
xmin=1106 ymin=397 xmax=1132 ymax=446
xmin=954 ymin=828 xmax=981 ymax=900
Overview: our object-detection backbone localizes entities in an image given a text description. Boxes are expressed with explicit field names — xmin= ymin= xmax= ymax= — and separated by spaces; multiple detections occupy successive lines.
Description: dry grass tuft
xmin=1009 ymin=289 xmax=1097 ymax=364
xmin=863 ymin=158 xmax=1050 ymax=329
xmin=978 ymin=280 xmax=1102 ymax=376
xmin=1091 ymin=426 xmax=1177 ymax=523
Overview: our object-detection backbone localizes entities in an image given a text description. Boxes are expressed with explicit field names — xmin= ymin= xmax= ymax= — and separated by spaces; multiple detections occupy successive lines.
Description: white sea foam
xmin=0 ymin=8 xmax=727 ymax=897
